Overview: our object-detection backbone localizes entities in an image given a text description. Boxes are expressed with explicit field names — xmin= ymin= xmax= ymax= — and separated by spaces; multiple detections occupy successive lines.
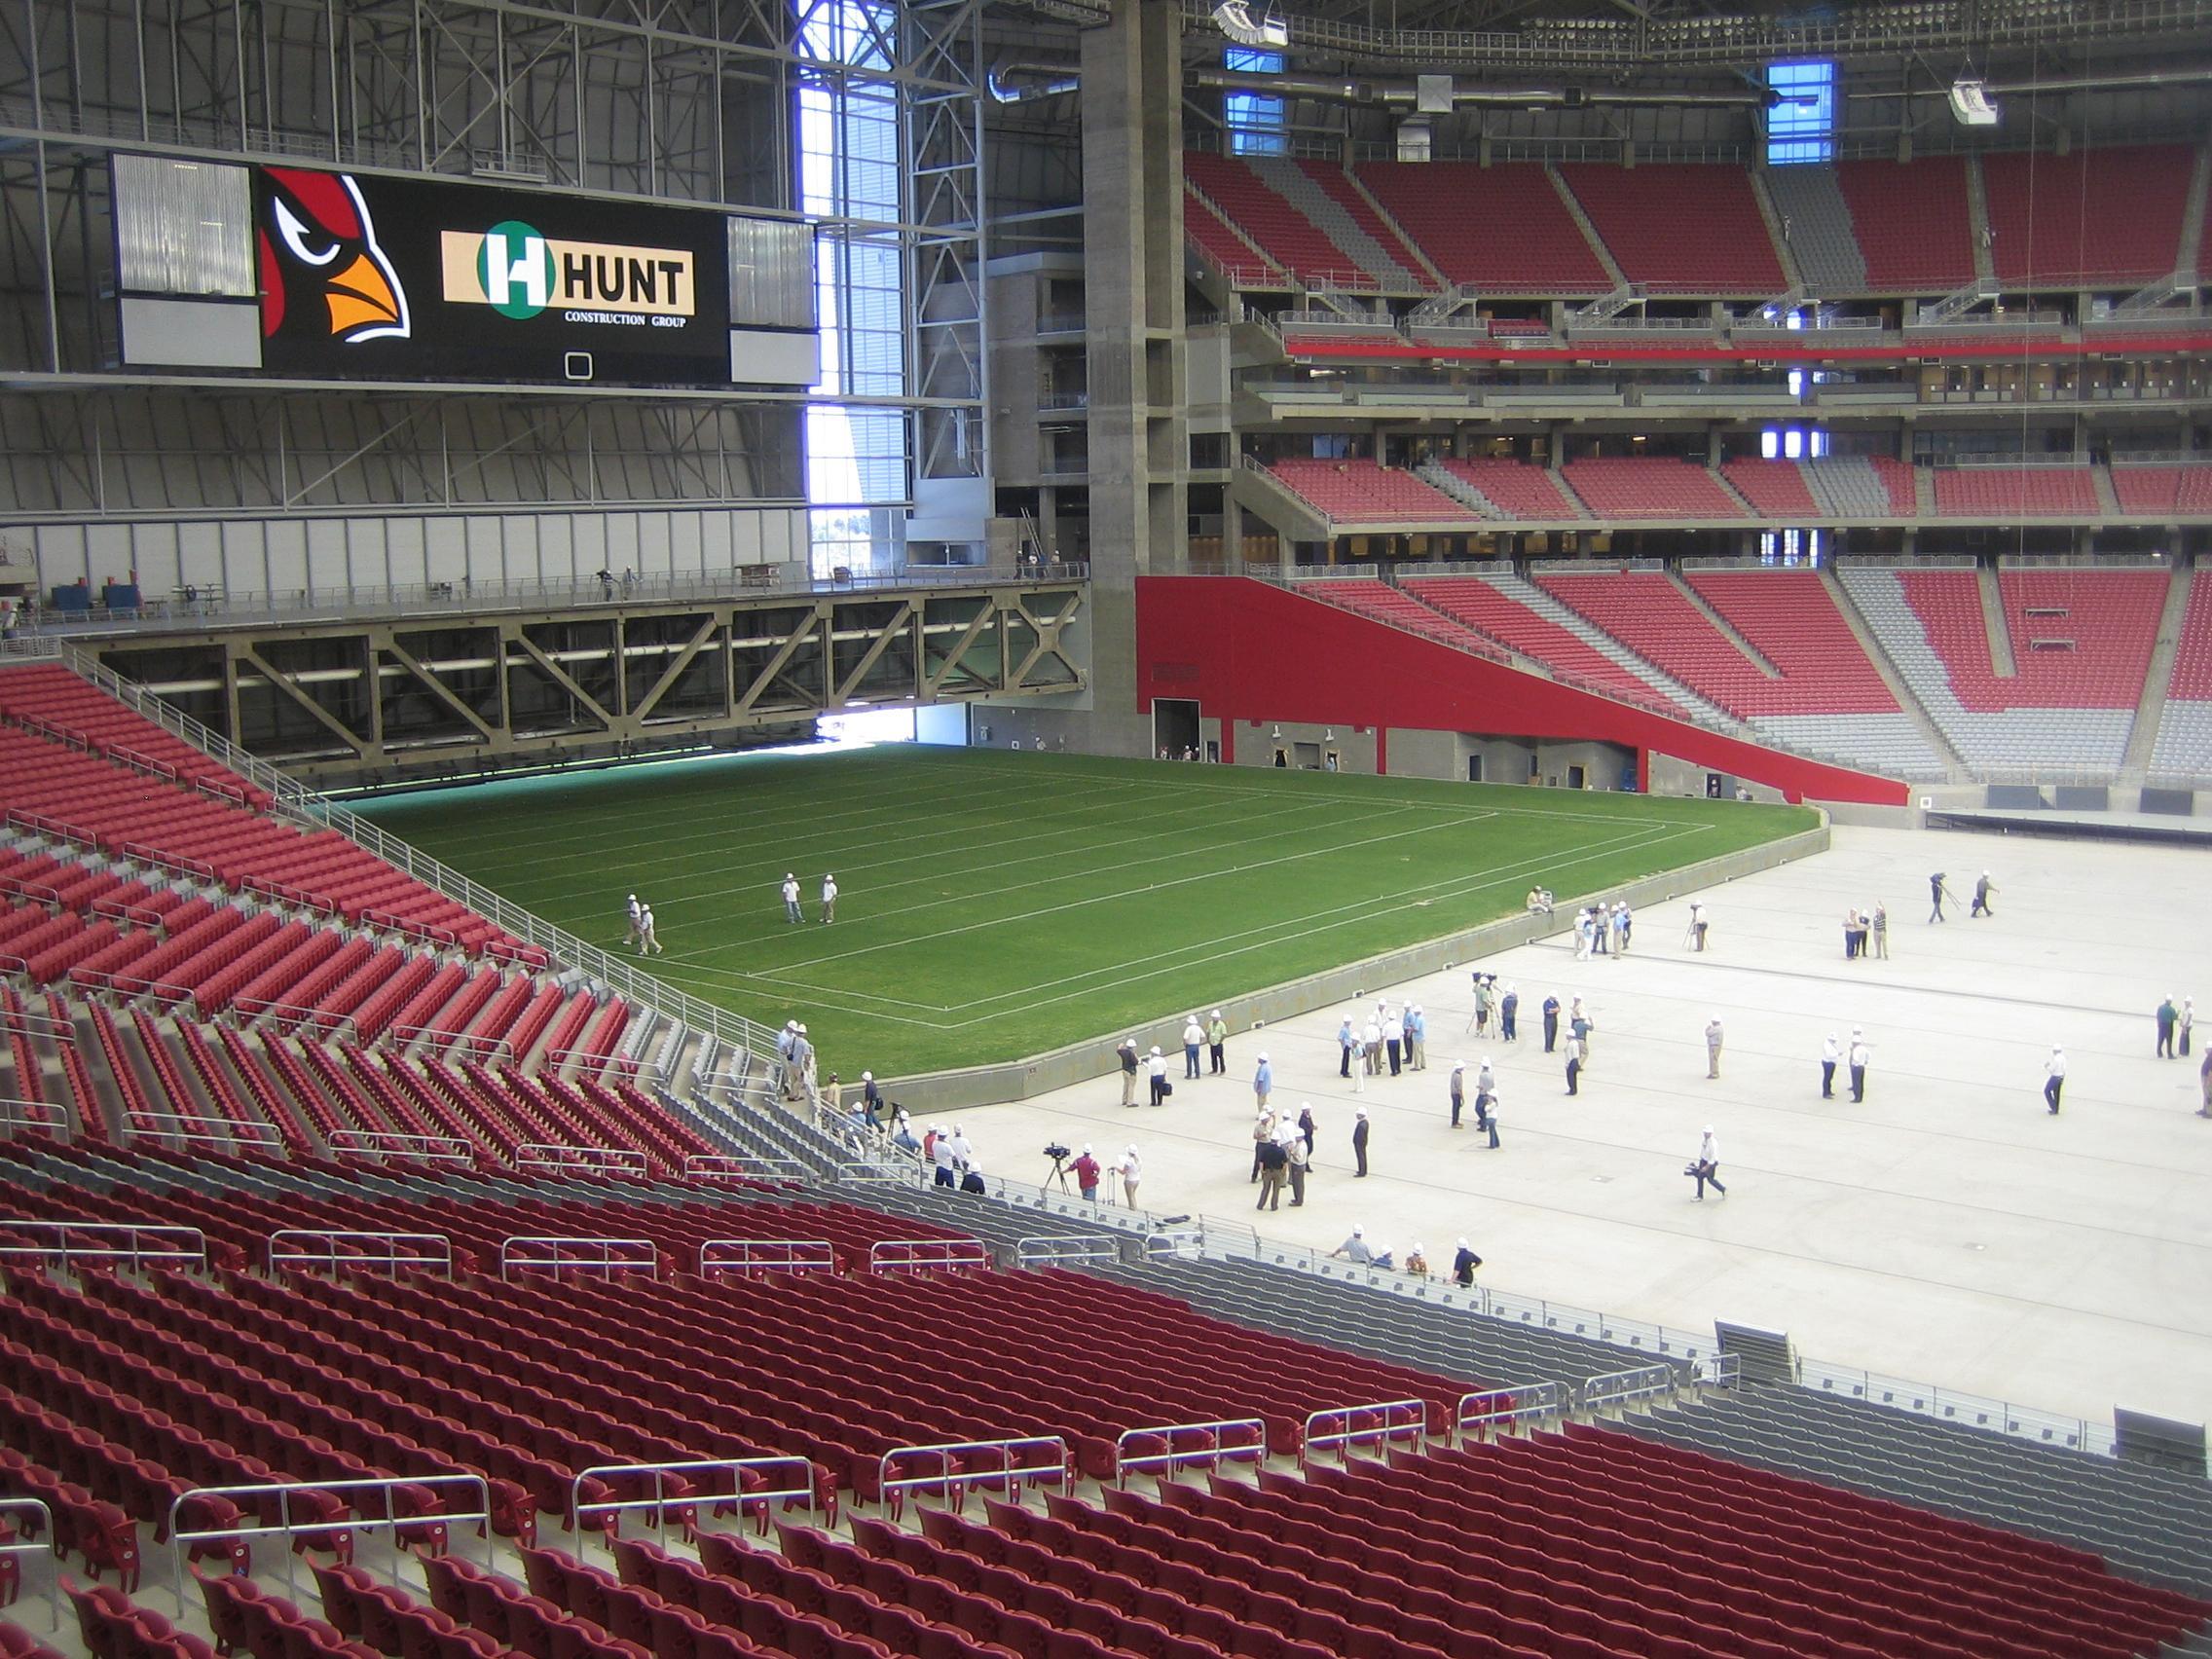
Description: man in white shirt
xmin=781 ymin=873 xmax=801 ymax=924
xmin=820 ymin=873 xmax=838 ymax=924
xmin=1181 ymin=1014 xmax=1204 ymax=1080
xmin=1147 ymin=1047 xmax=1169 ymax=1106
xmin=946 ymin=1124 xmax=973 ymax=1170
xmin=638 ymin=904 xmax=662 ymax=955
xmin=1361 ymin=1016 xmax=1382 ymax=1077
xmin=1705 ymin=1015 xmax=1723 ymax=1080
xmin=1691 ymin=1126 xmax=1726 ymax=1200
xmin=1382 ymin=1008 xmax=1405 ymax=1076
xmin=623 ymin=893 xmax=642 ymax=949
xmin=1849 ymin=1031 xmax=1871 ymax=1102
xmin=931 ymin=1128 xmax=957 ymax=1188
xmin=1820 ymin=1033 xmax=1840 ymax=1099
xmin=2044 ymin=1046 xmax=2066 ymax=1115
xmin=1330 ymin=1226 xmax=1375 ymax=1267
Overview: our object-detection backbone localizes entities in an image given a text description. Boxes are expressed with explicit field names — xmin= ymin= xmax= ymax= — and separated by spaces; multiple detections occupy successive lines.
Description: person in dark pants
xmin=1452 ymin=1238 xmax=1483 ymax=1286
xmin=1929 ymin=871 xmax=1948 ymax=922
xmin=1255 ymin=1136 xmax=1287 ymax=1211
xmin=2044 ymin=1047 xmax=2066 ymax=1115
xmin=1449 ymin=1061 xmax=1465 ymax=1128
xmin=1206 ymin=1011 xmax=1229 ymax=1076
xmin=1542 ymin=995 xmax=1561 ymax=1054
xmin=1971 ymin=870 xmax=1996 ymax=918
xmin=1689 ymin=1127 xmax=1726 ymax=1200
xmin=1298 ymin=1103 xmax=1317 ymax=1159
xmin=1500 ymin=985 xmax=1519 ymax=1043
xmin=1481 ymin=1093 xmax=1501 ymax=1150
xmin=2157 ymin=997 xmax=2178 ymax=1058
xmin=1337 ymin=1016 xmax=1354 ymax=1078
xmin=1351 ymin=1107 xmax=1370 ymax=1176
xmin=1118 ymin=1038 xmax=1139 ymax=1107
xmin=1849 ymin=1033 xmax=1870 ymax=1102
xmin=1564 ymin=1035 xmax=1582 ymax=1096
xmin=1820 ymin=1033 xmax=1839 ymax=1099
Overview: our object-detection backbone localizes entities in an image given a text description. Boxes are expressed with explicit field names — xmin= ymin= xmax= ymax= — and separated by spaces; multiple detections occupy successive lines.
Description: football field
xmin=353 ymin=747 xmax=1815 ymax=1077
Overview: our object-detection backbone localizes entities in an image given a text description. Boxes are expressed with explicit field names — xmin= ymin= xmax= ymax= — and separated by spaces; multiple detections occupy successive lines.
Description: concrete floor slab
xmin=948 ymin=823 xmax=2212 ymax=1430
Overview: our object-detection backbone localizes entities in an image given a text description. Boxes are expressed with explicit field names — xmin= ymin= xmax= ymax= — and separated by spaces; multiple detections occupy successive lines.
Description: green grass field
xmin=353 ymin=748 xmax=1815 ymax=1076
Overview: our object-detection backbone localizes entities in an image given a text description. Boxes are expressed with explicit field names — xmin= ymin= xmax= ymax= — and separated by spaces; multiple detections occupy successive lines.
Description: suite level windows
xmin=1766 ymin=59 xmax=1836 ymax=166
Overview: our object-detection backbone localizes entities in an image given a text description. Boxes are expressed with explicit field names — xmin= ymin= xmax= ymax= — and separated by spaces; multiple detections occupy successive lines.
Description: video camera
xmin=1043 ymin=1142 xmax=1072 ymax=1161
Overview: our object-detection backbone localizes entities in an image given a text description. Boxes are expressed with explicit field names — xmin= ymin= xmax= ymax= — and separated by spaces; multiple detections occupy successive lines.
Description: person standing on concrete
xmin=1337 ymin=1015 xmax=1355 ymax=1079
xmin=1347 ymin=1030 xmax=1367 ymax=1093
xmin=1569 ymin=998 xmax=1594 ymax=1062
xmin=1705 ymin=1015 xmax=1724 ymax=1080
xmin=1383 ymin=1007 xmax=1405 ymax=1077
xmin=1689 ymin=1126 xmax=1726 ymax=1200
xmin=2182 ymin=996 xmax=2195 ymax=1058
xmin=1452 ymin=1238 xmax=1483 ymax=1286
xmin=1541 ymin=993 xmax=1560 ymax=1054
xmin=1253 ymin=1051 xmax=1272 ymax=1109
xmin=2199 ymin=1049 xmax=2212 ymax=1118
xmin=1688 ymin=902 xmax=1710 ymax=952
xmin=1115 ymin=1145 xmax=1142 ymax=1208
xmin=1820 ymin=1033 xmax=1840 ymax=1099
xmin=1255 ymin=1133 xmax=1287 ymax=1211
xmin=1298 ymin=1102 xmax=1317 ymax=1159
xmin=931 ymin=1127 xmax=957 ymax=1188
xmin=1970 ymin=871 xmax=1996 ymax=918
xmin=1406 ymin=1005 xmax=1426 ymax=1071
xmin=1500 ymin=985 xmax=1519 ymax=1044
xmin=1181 ymin=1014 xmax=1204 ymax=1080
xmin=1351 ymin=1107 xmax=1371 ymax=1177
xmin=1849 ymin=1030 xmax=1871 ymax=1102
xmin=1250 ymin=1108 xmax=1273 ymax=1183
xmin=820 ymin=872 xmax=838 ymax=924
xmin=1449 ymin=1061 xmax=1466 ymax=1128
xmin=1285 ymin=1124 xmax=1309 ymax=1207
xmin=1117 ymin=1037 xmax=1139 ymax=1107
xmin=1148 ymin=1047 xmax=1169 ymax=1106
xmin=1928 ymin=871 xmax=1950 ymax=922
xmin=1480 ymin=1091 xmax=1501 ymax=1150
xmin=782 ymin=872 xmax=802 ymax=924
xmin=1842 ymin=906 xmax=1861 ymax=960
xmin=1564 ymin=1033 xmax=1583 ymax=1097
xmin=2157 ymin=996 xmax=2179 ymax=1058
xmin=1071 ymin=1144 xmax=1101 ymax=1202
xmin=2044 ymin=1047 xmax=2066 ymax=1115
xmin=1206 ymin=1010 xmax=1229 ymax=1076
xmin=1472 ymin=976 xmax=1494 ymax=1037
xmin=1870 ymin=903 xmax=1889 ymax=959
xmin=1362 ymin=1015 xmax=1383 ymax=1078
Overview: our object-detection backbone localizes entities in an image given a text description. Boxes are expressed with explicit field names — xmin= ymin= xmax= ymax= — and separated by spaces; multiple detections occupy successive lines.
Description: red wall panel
xmin=1136 ymin=576 xmax=1910 ymax=807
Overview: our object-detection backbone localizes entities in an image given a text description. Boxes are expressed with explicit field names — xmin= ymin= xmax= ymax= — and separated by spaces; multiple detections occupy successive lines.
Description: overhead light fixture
xmin=1214 ymin=0 xmax=1289 ymax=49
xmin=1948 ymin=79 xmax=2000 ymax=126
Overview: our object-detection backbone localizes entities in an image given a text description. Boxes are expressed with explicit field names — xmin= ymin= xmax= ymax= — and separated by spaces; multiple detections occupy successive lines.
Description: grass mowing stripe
xmin=356 ymin=748 xmax=1813 ymax=1074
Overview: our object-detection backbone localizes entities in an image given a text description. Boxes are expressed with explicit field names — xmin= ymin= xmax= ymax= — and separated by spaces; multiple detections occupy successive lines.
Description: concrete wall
xmin=883 ymin=811 xmax=1832 ymax=1113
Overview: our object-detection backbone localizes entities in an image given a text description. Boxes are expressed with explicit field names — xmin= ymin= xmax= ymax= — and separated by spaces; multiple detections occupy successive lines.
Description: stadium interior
xmin=6 ymin=0 xmax=2212 ymax=1654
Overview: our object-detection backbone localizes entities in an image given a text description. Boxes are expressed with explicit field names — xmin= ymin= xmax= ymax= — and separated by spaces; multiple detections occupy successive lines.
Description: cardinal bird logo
xmin=257 ymin=168 xmax=411 ymax=345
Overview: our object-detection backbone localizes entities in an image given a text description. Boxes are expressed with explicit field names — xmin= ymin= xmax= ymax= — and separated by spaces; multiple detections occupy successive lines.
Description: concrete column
xmin=1072 ymin=0 xmax=1187 ymax=756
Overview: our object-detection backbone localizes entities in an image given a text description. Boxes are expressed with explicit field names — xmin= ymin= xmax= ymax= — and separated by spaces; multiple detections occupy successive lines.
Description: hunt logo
xmin=440 ymin=222 xmax=696 ymax=325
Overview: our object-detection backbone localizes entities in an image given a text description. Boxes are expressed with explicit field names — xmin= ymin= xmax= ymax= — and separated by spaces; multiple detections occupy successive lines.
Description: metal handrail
xmin=1012 ymin=1234 xmax=1124 ymax=1268
xmin=1455 ymin=1382 xmax=1569 ymax=1444
xmin=0 ymin=1096 xmax=69 ymax=1139
xmin=326 ymin=1128 xmax=474 ymax=1164
xmin=122 ymin=1112 xmax=283 ymax=1151
xmin=0 ymin=1496 xmax=58 ymax=1632
xmin=569 ymin=1456 xmax=816 ymax=1537
xmin=0 ymin=1220 xmax=205 ymax=1271
xmin=1113 ymin=1418 xmax=1266 ymax=1485
xmin=697 ymin=1238 xmax=835 ymax=1275
xmin=499 ymin=1235 xmax=658 ymax=1281
xmin=0 ymin=1008 xmax=74 ymax=1045
xmin=1301 ymin=1398 xmax=1425 ymax=1468
xmin=393 ymin=1024 xmax=513 ymax=1062
xmin=1580 ymin=1363 xmax=1678 ymax=1414
xmin=682 ymin=1153 xmax=807 ymax=1184
xmin=1142 ymin=1230 xmax=1203 ymax=1261
xmin=268 ymin=1230 xmax=454 ymax=1277
xmin=513 ymin=1144 xmax=650 ymax=1179
xmin=1690 ymin=1353 xmax=1743 ymax=1391
xmin=835 ymin=1159 xmax=925 ymax=1186
xmin=877 ymin=1437 xmax=1071 ymax=1515
xmin=167 ymin=1474 xmax=489 ymax=1612
xmin=867 ymin=1238 xmax=989 ymax=1272
xmin=245 ymin=999 xmax=356 ymax=1039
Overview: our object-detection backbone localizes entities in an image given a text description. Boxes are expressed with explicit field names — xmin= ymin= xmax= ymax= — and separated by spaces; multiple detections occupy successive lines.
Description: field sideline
xmin=354 ymin=747 xmax=1816 ymax=1077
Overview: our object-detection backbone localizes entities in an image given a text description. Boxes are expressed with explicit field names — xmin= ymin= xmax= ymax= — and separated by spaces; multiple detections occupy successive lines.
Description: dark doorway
xmin=1153 ymin=698 xmax=1199 ymax=758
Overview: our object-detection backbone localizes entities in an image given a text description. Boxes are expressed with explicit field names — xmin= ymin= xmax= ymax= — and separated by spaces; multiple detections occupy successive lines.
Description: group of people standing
xmin=780 ymin=871 xmax=838 ymax=924
xmin=1333 ymin=1001 xmax=1428 ymax=1088
xmin=1841 ymin=903 xmax=1888 ymax=959
xmin=1573 ymin=901 xmax=1633 ymax=959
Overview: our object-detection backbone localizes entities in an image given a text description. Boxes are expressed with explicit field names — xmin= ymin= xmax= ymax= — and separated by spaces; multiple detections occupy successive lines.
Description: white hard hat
xmin=1083 ymin=1142 xmax=1092 ymax=1154
xmin=1355 ymin=1106 xmax=1368 ymax=1118
xmin=1257 ymin=1051 xmax=1269 ymax=1062
xmin=1704 ymin=1124 xmax=1714 ymax=1135
xmin=861 ymin=1071 xmax=871 ymax=1081
xmin=1150 ymin=1046 xmax=1161 ymax=1055
xmin=1351 ymin=1225 xmax=1364 ymax=1236
xmin=1212 ymin=1010 xmax=1223 ymax=1019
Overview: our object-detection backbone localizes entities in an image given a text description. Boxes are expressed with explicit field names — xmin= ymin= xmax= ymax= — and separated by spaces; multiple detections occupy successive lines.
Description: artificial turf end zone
xmin=355 ymin=747 xmax=1817 ymax=1077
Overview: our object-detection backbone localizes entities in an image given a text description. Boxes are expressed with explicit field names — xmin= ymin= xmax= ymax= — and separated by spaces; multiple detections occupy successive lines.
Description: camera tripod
xmin=1045 ymin=1153 xmax=1072 ymax=1193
